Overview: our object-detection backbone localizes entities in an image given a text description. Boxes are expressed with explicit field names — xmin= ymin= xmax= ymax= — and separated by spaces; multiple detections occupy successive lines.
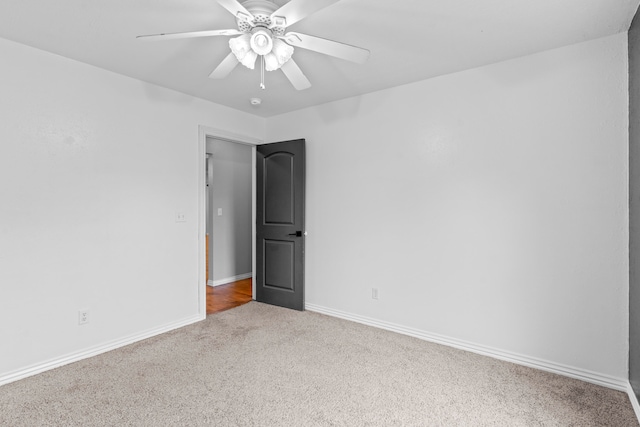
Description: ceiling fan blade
xmin=217 ymin=0 xmax=255 ymax=24
xmin=209 ymin=53 xmax=239 ymax=79
xmin=270 ymin=0 xmax=339 ymax=28
xmin=137 ymin=29 xmax=242 ymax=41
xmin=280 ymin=59 xmax=311 ymax=90
xmin=282 ymin=32 xmax=370 ymax=64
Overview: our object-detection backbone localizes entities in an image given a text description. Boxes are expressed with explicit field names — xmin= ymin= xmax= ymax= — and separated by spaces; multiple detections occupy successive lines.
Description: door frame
xmin=198 ymin=125 xmax=263 ymax=317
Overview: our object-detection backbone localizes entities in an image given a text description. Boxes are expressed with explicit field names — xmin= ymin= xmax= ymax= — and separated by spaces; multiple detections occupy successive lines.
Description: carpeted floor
xmin=0 ymin=301 xmax=637 ymax=426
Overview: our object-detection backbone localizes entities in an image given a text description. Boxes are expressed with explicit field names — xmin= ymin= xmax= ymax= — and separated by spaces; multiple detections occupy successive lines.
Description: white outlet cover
xmin=78 ymin=310 xmax=89 ymax=325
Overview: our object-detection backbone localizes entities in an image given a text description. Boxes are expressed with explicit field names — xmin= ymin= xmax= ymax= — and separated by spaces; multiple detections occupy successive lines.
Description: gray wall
xmin=0 ymin=36 xmax=265 ymax=380
xmin=206 ymin=137 xmax=252 ymax=284
xmin=630 ymin=7 xmax=640 ymax=399
xmin=266 ymin=34 xmax=629 ymax=381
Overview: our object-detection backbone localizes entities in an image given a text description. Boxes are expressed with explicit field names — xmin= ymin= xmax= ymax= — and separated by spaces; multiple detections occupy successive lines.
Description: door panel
xmin=256 ymin=139 xmax=305 ymax=311
xmin=264 ymin=152 xmax=295 ymax=225
xmin=264 ymin=240 xmax=295 ymax=291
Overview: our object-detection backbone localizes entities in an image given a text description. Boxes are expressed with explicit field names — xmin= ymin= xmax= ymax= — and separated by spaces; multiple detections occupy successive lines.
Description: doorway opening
xmin=198 ymin=126 xmax=262 ymax=317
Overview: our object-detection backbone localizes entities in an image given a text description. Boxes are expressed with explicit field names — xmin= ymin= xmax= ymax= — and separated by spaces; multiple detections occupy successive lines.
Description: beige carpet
xmin=0 ymin=301 xmax=637 ymax=426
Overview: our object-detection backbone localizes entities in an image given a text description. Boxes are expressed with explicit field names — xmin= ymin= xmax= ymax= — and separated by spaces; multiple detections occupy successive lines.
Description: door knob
xmin=288 ymin=231 xmax=303 ymax=237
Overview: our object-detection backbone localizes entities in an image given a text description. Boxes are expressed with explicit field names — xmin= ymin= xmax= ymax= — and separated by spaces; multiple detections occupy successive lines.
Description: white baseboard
xmin=628 ymin=383 xmax=640 ymax=423
xmin=305 ymin=303 xmax=628 ymax=392
xmin=0 ymin=313 xmax=204 ymax=387
xmin=208 ymin=273 xmax=252 ymax=287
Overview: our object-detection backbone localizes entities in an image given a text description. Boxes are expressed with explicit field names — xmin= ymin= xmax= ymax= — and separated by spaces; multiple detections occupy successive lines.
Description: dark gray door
xmin=256 ymin=139 xmax=305 ymax=311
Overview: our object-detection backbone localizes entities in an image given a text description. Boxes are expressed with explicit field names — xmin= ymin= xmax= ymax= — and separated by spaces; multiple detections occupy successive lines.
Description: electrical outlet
xmin=372 ymin=288 xmax=379 ymax=300
xmin=78 ymin=310 xmax=89 ymax=325
xmin=175 ymin=212 xmax=186 ymax=223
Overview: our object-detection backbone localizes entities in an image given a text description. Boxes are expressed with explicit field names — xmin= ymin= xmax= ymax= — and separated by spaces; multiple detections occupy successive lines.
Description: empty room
xmin=2 ymin=0 xmax=640 ymax=425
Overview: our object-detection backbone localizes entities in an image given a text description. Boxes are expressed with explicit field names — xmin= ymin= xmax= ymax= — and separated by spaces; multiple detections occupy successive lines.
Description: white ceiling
xmin=0 ymin=0 xmax=638 ymax=117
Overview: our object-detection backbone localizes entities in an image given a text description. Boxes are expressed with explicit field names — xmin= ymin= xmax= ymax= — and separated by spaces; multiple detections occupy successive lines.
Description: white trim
xmin=208 ymin=273 xmax=253 ymax=287
xmin=197 ymin=127 xmax=206 ymax=317
xmin=627 ymin=383 xmax=640 ymax=423
xmin=305 ymin=303 xmax=628 ymax=391
xmin=251 ymin=145 xmax=257 ymax=299
xmin=0 ymin=314 xmax=202 ymax=387
xmin=200 ymin=126 xmax=263 ymax=147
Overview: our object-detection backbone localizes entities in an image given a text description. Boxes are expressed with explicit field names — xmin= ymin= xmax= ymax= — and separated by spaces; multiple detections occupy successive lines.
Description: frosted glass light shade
xmin=229 ymin=34 xmax=251 ymax=58
xmin=230 ymin=34 xmax=257 ymax=69
xmin=271 ymin=38 xmax=294 ymax=65
xmin=240 ymin=50 xmax=258 ymax=69
xmin=264 ymin=53 xmax=279 ymax=71
xmin=229 ymin=32 xmax=292 ymax=71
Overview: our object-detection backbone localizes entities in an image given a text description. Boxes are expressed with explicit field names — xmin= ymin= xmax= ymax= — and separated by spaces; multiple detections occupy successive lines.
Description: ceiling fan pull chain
xmin=260 ymin=55 xmax=266 ymax=90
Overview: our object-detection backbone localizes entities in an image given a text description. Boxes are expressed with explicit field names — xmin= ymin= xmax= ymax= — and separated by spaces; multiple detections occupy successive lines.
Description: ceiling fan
xmin=137 ymin=0 xmax=370 ymax=90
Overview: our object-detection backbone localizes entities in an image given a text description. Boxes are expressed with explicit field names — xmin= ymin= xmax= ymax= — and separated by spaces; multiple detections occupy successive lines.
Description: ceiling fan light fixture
xmin=140 ymin=0 xmax=370 ymax=90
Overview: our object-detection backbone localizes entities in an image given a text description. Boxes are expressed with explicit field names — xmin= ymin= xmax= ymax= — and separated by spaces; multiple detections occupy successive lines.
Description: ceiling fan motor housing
xmin=237 ymin=0 xmax=285 ymax=35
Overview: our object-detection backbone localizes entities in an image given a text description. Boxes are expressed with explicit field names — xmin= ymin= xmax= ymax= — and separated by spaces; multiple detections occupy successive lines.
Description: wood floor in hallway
xmin=206 ymin=278 xmax=253 ymax=315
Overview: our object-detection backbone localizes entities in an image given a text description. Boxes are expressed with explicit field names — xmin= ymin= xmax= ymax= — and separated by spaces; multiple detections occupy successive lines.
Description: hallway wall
xmin=206 ymin=138 xmax=252 ymax=285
